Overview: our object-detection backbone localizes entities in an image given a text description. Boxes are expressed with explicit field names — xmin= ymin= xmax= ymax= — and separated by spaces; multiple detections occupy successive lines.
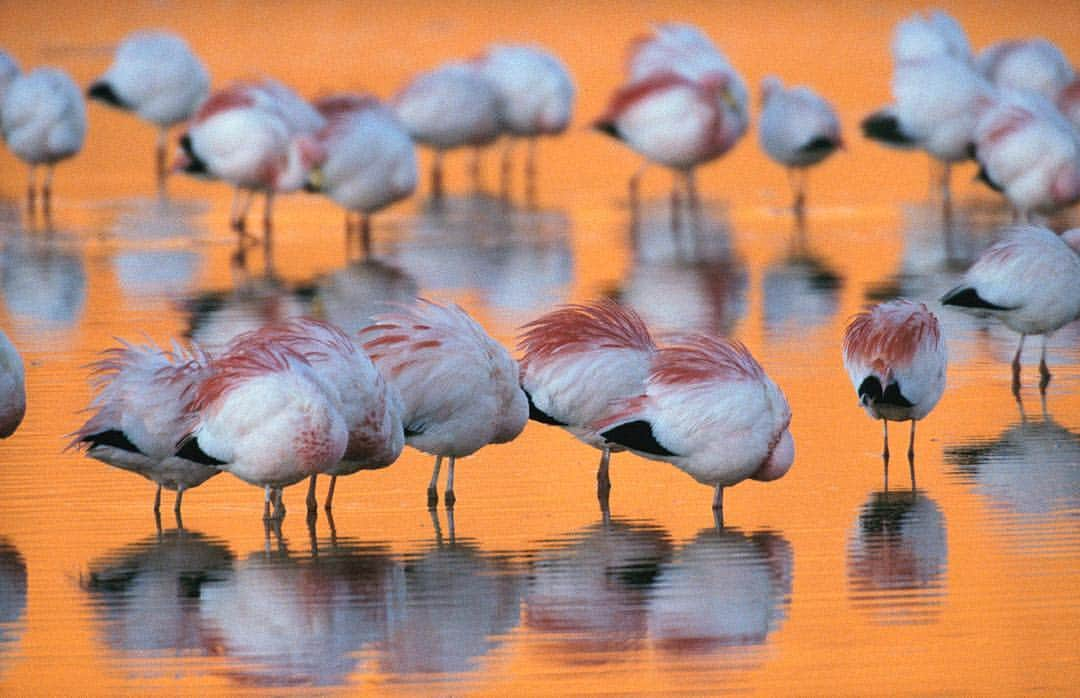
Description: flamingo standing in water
xmin=392 ymin=63 xmax=502 ymax=199
xmin=941 ymin=224 xmax=1080 ymax=394
xmin=592 ymin=335 xmax=794 ymax=524
xmin=176 ymin=334 xmax=347 ymax=520
xmin=88 ymin=31 xmax=210 ymax=184
xmin=174 ymin=79 xmax=325 ymax=235
xmin=475 ymin=44 xmax=575 ymax=198
xmin=306 ymin=93 xmax=417 ymax=259
xmin=841 ymin=299 xmax=947 ymax=487
xmin=360 ymin=299 xmax=528 ymax=507
xmin=1 ymin=67 xmax=86 ymax=214
xmin=70 ymin=340 xmax=218 ymax=516
xmin=758 ymin=76 xmax=843 ymax=215
xmin=227 ymin=319 xmax=404 ymax=514
xmin=517 ymin=300 xmax=657 ymax=500
xmin=0 ymin=330 xmax=25 ymax=439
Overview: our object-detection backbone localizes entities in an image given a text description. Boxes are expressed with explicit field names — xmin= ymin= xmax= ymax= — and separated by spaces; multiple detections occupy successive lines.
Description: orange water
xmin=1 ymin=2 xmax=1079 ymax=695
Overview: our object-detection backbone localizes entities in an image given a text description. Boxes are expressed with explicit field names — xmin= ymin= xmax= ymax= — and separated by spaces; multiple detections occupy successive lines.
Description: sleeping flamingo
xmin=941 ymin=224 xmax=1080 ymax=394
xmin=842 ymin=299 xmax=947 ymax=487
xmin=71 ymin=340 xmax=218 ymax=515
xmin=0 ymin=329 xmax=25 ymax=439
xmin=592 ymin=334 xmax=794 ymax=525
xmin=88 ymin=31 xmax=210 ymax=184
xmin=517 ymin=300 xmax=657 ymax=500
xmin=360 ymin=299 xmax=528 ymax=507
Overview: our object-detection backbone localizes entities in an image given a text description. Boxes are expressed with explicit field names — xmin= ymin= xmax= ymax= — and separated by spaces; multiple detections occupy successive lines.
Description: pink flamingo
xmin=592 ymin=335 xmax=794 ymax=524
xmin=1 ymin=67 xmax=86 ymax=214
xmin=392 ymin=63 xmax=502 ymax=198
xmin=88 ymin=31 xmax=210 ymax=184
xmin=0 ymin=329 xmax=25 ymax=439
xmin=517 ymin=300 xmax=657 ymax=500
xmin=360 ymin=299 xmax=528 ymax=507
xmin=174 ymin=79 xmax=325 ymax=234
xmin=176 ymin=335 xmax=348 ymax=520
xmin=306 ymin=93 xmax=417 ymax=258
xmin=842 ymin=300 xmax=946 ymax=487
xmin=227 ymin=318 xmax=404 ymax=514
xmin=71 ymin=340 xmax=218 ymax=515
xmin=941 ymin=224 xmax=1080 ymax=394
xmin=758 ymin=76 xmax=842 ymax=214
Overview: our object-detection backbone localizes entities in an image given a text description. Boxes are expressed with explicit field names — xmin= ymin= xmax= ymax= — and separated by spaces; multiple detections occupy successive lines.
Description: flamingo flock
xmin=0 ymin=12 xmax=1078 ymax=527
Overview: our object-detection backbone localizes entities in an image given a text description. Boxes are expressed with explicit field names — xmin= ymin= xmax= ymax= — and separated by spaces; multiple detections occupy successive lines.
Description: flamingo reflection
xmin=0 ymin=230 xmax=86 ymax=336
xmin=762 ymin=224 xmax=843 ymax=337
xmin=303 ymin=258 xmax=419 ymax=336
xmin=0 ymin=539 xmax=27 ymax=672
xmin=847 ymin=490 xmax=947 ymax=625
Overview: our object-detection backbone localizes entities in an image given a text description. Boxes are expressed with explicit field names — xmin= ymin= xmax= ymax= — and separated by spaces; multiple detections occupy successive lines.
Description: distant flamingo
xmin=0 ymin=50 xmax=18 ymax=105
xmin=71 ymin=340 xmax=218 ymax=515
xmin=841 ymin=300 xmax=946 ymax=486
xmin=228 ymin=318 xmax=404 ymax=514
xmin=88 ymin=31 xmax=210 ymax=184
xmin=1 ymin=67 xmax=86 ymax=214
xmin=517 ymin=300 xmax=657 ymax=500
xmin=392 ymin=63 xmax=502 ymax=199
xmin=889 ymin=9 xmax=972 ymax=65
xmin=476 ymin=44 xmax=575 ymax=197
xmin=307 ymin=93 xmax=417 ymax=258
xmin=592 ymin=335 xmax=794 ymax=524
xmin=176 ymin=335 xmax=348 ymax=520
xmin=0 ymin=329 xmax=25 ymax=439
xmin=174 ymin=79 xmax=325 ymax=234
xmin=360 ymin=299 xmax=528 ymax=507
xmin=969 ymin=90 xmax=1080 ymax=221
xmin=941 ymin=224 xmax=1080 ymax=394
xmin=758 ymin=76 xmax=842 ymax=214
xmin=976 ymin=38 xmax=1074 ymax=102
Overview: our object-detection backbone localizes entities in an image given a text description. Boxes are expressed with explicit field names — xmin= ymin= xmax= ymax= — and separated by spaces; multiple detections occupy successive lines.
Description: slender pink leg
xmin=306 ymin=474 xmax=318 ymax=513
xmin=444 ymin=456 xmax=456 ymax=507
xmin=1012 ymin=335 xmax=1026 ymax=397
xmin=324 ymin=475 xmax=338 ymax=512
xmin=1038 ymin=336 xmax=1051 ymax=392
xmin=427 ymin=455 xmax=442 ymax=507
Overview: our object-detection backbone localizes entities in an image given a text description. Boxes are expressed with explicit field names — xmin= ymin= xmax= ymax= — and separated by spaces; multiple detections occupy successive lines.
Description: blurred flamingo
xmin=941 ymin=224 xmax=1080 ymax=394
xmin=0 ymin=329 xmax=25 ymax=439
xmin=0 ymin=50 xmax=18 ymax=106
xmin=842 ymin=299 xmax=946 ymax=486
xmin=518 ymin=300 xmax=657 ymax=500
xmin=976 ymin=38 xmax=1075 ymax=102
xmin=360 ymin=299 xmax=528 ymax=507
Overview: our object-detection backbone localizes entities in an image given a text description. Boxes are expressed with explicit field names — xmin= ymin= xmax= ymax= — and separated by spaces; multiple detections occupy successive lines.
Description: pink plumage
xmin=592 ymin=334 xmax=793 ymax=522
xmin=841 ymin=299 xmax=946 ymax=482
xmin=361 ymin=299 xmax=527 ymax=507
xmin=518 ymin=300 xmax=657 ymax=498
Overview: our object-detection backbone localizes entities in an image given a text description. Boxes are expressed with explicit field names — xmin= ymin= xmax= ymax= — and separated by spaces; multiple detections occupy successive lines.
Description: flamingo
xmin=176 ymin=334 xmax=348 ymax=520
xmin=359 ymin=299 xmax=528 ymax=507
xmin=475 ymin=44 xmax=575 ymax=196
xmin=174 ymin=79 xmax=325 ymax=234
xmin=306 ymin=93 xmax=417 ymax=258
xmin=969 ymin=90 xmax=1080 ymax=221
xmin=758 ymin=76 xmax=843 ymax=214
xmin=226 ymin=318 xmax=404 ymax=514
xmin=517 ymin=300 xmax=657 ymax=500
xmin=1058 ymin=76 xmax=1080 ymax=132
xmin=1 ymin=67 xmax=86 ymax=214
xmin=841 ymin=299 xmax=947 ymax=486
xmin=592 ymin=334 xmax=794 ymax=524
xmin=601 ymin=23 xmax=749 ymax=205
xmin=70 ymin=340 xmax=218 ymax=515
xmin=0 ymin=329 xmax=25 ymax=439
xmin=392 ymin=63 xmax=502 ymax=199
xmin=941 ymin=224 xmax=1080 ymax=394
xmin=890 ymin=9 xmax=972 ymax=64
xmin=976 ymin=38 xmax=1075 ymax=102
xmin=88 ymin=31 xmax=210 ymax=184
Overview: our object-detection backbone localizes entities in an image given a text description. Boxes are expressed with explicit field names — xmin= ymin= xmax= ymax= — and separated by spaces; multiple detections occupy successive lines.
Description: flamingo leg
xmin=431 ymin=150 xmax=444 ymax=200
xmin=26 ymin=164 xmax=37 ymax=212
xmin=525 ymin=136 xmax=538 ymax=206
xmin=272 ymin=487 xmax=286 ymax=520
xmin=263 ymin=485 xmax=273 ymax=520
xmin=940 ymin=161 xmax=952 ymax=212
xmin=712 ymin=485 xmax=724 ymax=529
xmin=229 ymin=188 xmax=252 ymax=233
xmin=156 ymin=126 xmax=169 ymax=188
xmin=153 ymin=484 xmax=162 ymax=513
xmin=500 ymin=138 xmax=514 ymax=199
xmin=1012 ymin=334 xmax=1026 ymax=396
xmin=1038 ymin=336 xmax=1051 ymax=393
xmin=324 ymin=475 xmax=337 ymax=512
xmin=42 ymin=165 xmax=55 ymax=217
xmin=360 ymin=213 xmax=372 ymax=259
xmin=427 ymin=455 xmax=443 ymax=507
xmin=470 ymin=146 xmax=483 ymax=190
xmin=174 ymin=486 xmax=184 ymax=515
xmin=444 ymin=456 xmax=456 ymax=507
xmin=908 ymin=420 xmax=917 ymax=491
xmin=597 ymin=447 xmax=611 ymax=501
xmin=306 ymin=474 xmax=318 ymax=513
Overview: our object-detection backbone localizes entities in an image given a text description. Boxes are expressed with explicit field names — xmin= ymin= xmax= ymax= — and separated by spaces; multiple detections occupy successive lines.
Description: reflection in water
xmin=763 ymin=251 xmax=842 ymax=335
xmin=945 ymin=414 xmax=1080 ymax=546
xmin=304 ymin=259 xmax=419 ymax=336
xmin=0 ymin=539 xmax=27 ymax=673
xmin=396 ymin=194 xmax=572 ymax=322
xmin=647 ymin=528 xmax=793 ymax=655
xmin=616 ymin=200 xmax=747 ymax=335
xmin=81 ymin=529 xmax=233 ymax=675
xmin=199 ymin=536 xmax=403 ymax=688
xmin=380 ymin=531 xmax=525 ymax=681
xmin=180 ymin=261 xmax=315 ymax=352
xmin=0 ymin=231 xmax=86 ymax=332
xmin=524 ymin=519 xmax=673 ymax=658
xmin=847 ymin=490 xmax=947 ymax=625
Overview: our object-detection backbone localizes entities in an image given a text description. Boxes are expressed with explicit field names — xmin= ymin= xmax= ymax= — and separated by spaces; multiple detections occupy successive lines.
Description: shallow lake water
xmin=1 ymin=2 xmax=1079 ymax=695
